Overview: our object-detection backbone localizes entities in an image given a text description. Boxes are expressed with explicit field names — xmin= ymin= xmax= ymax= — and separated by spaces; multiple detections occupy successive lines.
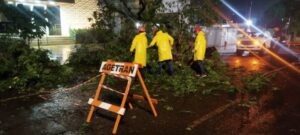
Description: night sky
xmin=221 ymin=0 xmax=280 ymax=24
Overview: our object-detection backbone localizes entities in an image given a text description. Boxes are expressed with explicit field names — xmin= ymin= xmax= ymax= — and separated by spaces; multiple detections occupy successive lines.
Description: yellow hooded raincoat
xmin=194 ymin=31 xmax=206 ymax=61
xmin=130 ymin=32 xmax=148 ymax=67
xmin=149 ymin=31 xmax=174 ymax=62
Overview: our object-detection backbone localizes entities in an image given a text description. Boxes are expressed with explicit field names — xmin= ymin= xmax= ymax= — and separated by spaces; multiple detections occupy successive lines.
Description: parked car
xmin=236 ymin=31 xmax=271 ymax=56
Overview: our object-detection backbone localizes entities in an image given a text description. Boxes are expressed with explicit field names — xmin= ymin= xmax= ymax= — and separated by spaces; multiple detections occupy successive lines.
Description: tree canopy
xmin=0 ymin=0 xmax=49 ymax=41
xmin=263 ymin=0 xmax=300 ymax=33
xmin=92 ymin=0 xmax=221 ymax=29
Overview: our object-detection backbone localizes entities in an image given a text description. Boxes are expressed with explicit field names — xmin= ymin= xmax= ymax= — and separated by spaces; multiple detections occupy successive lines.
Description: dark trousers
xmin=192 ymin=60 xmax=206 ymax=75
xmin=158 ymin=60 xmax=174 ymax=75
xmin=140 ymin=67 xmax=146 ymax=78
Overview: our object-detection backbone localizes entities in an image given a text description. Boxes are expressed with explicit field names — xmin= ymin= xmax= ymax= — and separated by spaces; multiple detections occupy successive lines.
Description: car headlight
xmin=254 ymin=40 xmax=259 ymax=45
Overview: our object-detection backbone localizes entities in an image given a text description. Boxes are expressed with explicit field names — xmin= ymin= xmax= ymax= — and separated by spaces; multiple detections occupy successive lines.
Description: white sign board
xmin=99 ymin=61 xmax=139 ymax=77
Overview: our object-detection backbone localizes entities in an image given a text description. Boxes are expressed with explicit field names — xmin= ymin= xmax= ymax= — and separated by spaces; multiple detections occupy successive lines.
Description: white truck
xmin=236 ymin=31 xmax=272 ymax=56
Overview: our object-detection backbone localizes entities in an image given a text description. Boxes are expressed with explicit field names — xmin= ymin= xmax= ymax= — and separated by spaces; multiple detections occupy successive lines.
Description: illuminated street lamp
xmin=135 ymin=22 xmax=141 ymax=28
xmin=246 ymin=19 xmax=253 ymax=26
xmin=246 ymin=19 xmax=253 ymax=32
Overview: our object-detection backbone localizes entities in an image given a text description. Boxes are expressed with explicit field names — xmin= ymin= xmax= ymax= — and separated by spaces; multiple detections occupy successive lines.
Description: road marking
xmin=186 ymin=101 xmax=237 ymax=130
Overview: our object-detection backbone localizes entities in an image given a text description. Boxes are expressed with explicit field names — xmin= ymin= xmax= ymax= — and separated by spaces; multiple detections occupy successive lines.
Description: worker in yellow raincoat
xmin=193 ymin=25 xmax=207 ymax=77
xmin=130 ymin=26 xmax=148 ymax=77
xmin=149 ymin=26 xmax=174 ymax=75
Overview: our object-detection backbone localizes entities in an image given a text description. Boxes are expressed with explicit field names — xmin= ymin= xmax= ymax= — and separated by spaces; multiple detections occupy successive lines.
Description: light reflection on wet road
xmin=222 ymin=54 xmax=270 ymax=72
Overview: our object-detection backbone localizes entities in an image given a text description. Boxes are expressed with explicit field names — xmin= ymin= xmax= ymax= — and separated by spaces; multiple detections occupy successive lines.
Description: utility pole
xmin=247 ymin=0 xmax=253 ymax=32
xmin=248 ymin=0 xmax=252 ymax=20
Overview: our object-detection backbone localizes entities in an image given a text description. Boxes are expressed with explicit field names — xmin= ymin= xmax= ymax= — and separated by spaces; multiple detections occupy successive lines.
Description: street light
xmin=246 ymin=19 xmax=253 ymax=32
xmin=246 ymin=19 xmax=253 ymax=26
xmin=135 ymin=22 xmax=141 ymax=28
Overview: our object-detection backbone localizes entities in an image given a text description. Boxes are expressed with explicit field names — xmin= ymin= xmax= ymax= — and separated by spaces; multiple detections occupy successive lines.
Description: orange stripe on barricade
xmin=88 ymin=98 xmax=126 ymax=115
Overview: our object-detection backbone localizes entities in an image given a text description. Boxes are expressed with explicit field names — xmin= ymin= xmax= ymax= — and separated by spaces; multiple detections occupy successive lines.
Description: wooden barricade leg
xmin=137 ymin=70 xmax=158 ymax=117
xmin=86 ymin=73 xmax=106 ymax=123
xmin=112 ymin=77 xmax=133 ymax=134
xmin=132 ymin=94 xmax=158 ymax=104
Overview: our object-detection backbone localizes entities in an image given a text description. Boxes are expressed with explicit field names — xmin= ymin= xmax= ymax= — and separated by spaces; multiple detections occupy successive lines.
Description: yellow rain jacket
xmin=149 ymin=31 xmax=174 ymax=62
xmin=194 ymin=31 xmax=206 ymax=61
xmin=130 ymin=32 xmax=148 ymax=67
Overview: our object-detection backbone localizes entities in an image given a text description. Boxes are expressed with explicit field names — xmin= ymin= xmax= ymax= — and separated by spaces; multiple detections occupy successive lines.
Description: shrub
xmin=0 ymin=38 xmax=71 ymax=93
xmin=67 ymin=40 xmax=133 ymax=76
xmin=70 ymin=28 xmax=115 ymax=44
xmin=142 ymin=50 xmax=236 ymax=96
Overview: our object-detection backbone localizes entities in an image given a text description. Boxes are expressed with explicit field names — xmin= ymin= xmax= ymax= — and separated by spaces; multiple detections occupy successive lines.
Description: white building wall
xmin=59 ymin=0 xmax=99 ymax=36
xmin=204 ymin=25 xmax=238 ymax=53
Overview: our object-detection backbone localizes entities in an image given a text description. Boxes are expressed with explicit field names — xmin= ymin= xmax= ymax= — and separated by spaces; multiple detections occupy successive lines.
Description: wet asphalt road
xmin=213 ymin=51 xmax=300 ymax=135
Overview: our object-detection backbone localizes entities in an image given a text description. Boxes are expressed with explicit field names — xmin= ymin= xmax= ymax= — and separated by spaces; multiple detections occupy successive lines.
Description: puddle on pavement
xmin=28 ymin=89 xmax=86 ymax=134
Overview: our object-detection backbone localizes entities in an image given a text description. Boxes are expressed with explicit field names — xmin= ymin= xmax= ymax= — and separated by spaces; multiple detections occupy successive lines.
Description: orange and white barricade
xmin=86 ymin=60 xmax=158 ymax=134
